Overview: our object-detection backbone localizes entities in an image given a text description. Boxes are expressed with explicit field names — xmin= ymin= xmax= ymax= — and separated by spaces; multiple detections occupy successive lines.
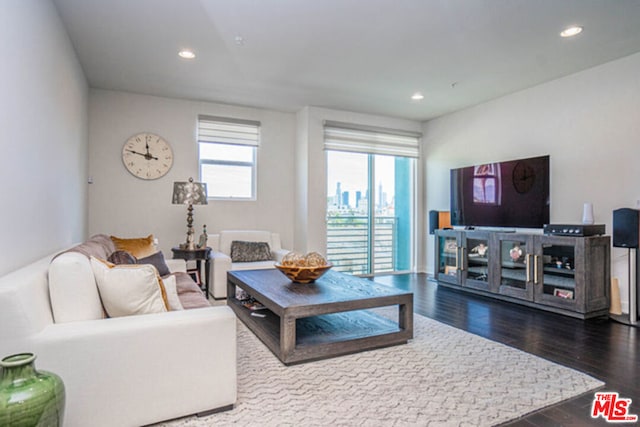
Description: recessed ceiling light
xmin=178 ymin=49 xmax=196 ymax=59
xmin=560 ymin=26 xmax=583 ymax=38
xmin=411 ymin=92 xmax=424 ymax=101
xmin=235 ymin=35 xmax=245 ymax=46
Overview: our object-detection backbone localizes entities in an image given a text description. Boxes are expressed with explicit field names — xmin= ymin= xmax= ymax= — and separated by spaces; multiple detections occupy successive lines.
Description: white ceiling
xmin=52 ymin=0 xmax=640 ymax=121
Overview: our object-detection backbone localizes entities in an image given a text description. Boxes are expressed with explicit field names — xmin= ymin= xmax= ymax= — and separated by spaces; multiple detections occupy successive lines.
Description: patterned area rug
xmin=159 ymin=311 xmax=603 ymax=426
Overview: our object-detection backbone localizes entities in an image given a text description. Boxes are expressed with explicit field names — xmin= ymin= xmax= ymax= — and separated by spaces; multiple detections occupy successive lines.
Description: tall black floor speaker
xmin=612 ymin=208 xmax=639 ymax=326
xmin=613 ymin=208 xmax=640 ymax=248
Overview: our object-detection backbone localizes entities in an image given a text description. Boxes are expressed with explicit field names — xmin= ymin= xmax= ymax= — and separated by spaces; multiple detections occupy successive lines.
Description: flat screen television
xmin=450 ymin=155 xmax=550 ymax=228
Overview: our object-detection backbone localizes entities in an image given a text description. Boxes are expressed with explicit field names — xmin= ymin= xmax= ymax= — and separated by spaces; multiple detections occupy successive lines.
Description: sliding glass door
xmin=326 ymin=151 xmax=415 ymax=275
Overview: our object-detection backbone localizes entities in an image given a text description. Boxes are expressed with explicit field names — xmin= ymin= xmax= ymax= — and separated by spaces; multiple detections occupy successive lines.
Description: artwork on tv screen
xmin=450 ymin=155 xmax=550 ymax=228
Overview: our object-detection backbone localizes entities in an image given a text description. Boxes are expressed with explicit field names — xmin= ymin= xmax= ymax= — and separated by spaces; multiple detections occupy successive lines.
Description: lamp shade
xmin=172 ymin=178 xmax=208 ymax=205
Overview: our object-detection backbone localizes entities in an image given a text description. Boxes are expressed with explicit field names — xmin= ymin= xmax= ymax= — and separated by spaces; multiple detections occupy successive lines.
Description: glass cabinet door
xmin=534 ymin=241 xmax=578 ymax=309
xmin=496 ymin=235 xmax=534 ymax=300
xmin=463 ymin=233 xmax=491 ymax=291
xmin=436 ymin=233 xmax=460 ymax=284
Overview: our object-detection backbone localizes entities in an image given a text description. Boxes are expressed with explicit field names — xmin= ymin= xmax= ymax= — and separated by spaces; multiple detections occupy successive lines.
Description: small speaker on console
xmin=429 ymin=210 xmax=439 ymax=235
xmin=613 ymin=208 xmax=640 ymax=248
xmin=429 ymin=211 xmax=451 ymax=234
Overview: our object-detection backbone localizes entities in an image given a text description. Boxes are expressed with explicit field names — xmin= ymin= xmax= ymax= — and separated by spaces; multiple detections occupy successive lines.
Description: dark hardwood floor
xmin=372 ymin=273 xmax=639 ymax=427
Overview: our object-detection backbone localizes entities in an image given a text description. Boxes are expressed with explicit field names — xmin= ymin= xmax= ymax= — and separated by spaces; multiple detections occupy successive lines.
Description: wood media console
xmin=435 ymin=229 xmax=610 ymax=319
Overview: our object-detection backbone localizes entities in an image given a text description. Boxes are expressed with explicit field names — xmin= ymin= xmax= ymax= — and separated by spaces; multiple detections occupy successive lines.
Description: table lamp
xmin=172 ymin=177 xmax=208 ymax=250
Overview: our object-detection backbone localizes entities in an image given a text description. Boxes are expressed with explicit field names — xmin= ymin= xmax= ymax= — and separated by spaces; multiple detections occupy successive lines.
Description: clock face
xmin=122 ymin=133 xmax=173 ymax=180
xmin=512 ymin=161 xmax=536 ymax=194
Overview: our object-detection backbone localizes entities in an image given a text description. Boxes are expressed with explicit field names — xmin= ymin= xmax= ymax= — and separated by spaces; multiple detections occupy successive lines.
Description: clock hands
xmin=125 ymin=149 xmax=158 ymax=161
xmin=145 ymin=138 xmax=152 ymax=157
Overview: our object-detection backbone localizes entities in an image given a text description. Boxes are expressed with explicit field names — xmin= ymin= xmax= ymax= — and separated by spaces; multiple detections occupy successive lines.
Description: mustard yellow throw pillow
xmin=90 ymin=256 xmax=169 ymax=317
xmin=110 ymin=234 xmax=156 ymax=258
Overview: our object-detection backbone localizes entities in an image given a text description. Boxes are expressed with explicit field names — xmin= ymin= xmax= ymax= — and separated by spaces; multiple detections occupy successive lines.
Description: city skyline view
xmin=326 ymin=151 xmax=396 ymax=215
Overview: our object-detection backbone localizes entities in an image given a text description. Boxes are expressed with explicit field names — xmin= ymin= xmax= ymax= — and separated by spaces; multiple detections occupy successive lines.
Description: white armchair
xmin=209 ymin=230 xmax=290 ymax=298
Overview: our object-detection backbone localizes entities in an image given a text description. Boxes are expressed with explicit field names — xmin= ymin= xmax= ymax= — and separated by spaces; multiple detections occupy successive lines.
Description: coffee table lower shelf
xmin=228 ymin=299 xmax=411 ymax=365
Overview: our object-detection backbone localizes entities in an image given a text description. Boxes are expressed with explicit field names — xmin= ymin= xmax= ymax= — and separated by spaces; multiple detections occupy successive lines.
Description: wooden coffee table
xmin=227 ymin=269 xmax=413 ymax=365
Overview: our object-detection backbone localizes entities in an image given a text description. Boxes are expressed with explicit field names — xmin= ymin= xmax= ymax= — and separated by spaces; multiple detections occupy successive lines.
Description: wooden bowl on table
xmin=274 ymin=263 xmax=333 ymax=284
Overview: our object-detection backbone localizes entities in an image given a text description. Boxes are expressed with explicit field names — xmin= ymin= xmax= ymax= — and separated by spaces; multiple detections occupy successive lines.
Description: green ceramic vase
xmin=0 ymin=353 xmax=65 ymax=427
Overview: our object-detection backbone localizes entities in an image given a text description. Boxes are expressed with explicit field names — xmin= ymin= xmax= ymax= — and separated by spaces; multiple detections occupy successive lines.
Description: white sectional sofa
xmin=0 ymin=235 xmax=237 ymax=427
xmin=209 ymin=230 xmax=289 ymax=298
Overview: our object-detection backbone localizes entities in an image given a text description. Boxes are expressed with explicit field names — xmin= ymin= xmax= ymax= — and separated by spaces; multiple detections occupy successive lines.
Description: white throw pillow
xmin=90 ymin=257 xmax=168 ymax=317
xmin=162 ymin=275 xmax=183 ymax=311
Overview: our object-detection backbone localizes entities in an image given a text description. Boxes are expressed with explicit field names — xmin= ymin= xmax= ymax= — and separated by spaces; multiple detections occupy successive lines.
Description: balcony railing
xmin=326 ymin=215 xmax=397 ymax=274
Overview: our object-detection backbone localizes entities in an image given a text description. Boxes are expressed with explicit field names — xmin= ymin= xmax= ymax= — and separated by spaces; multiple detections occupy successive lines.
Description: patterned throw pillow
xmin=230 ymin=241 xmax=272 ymax=262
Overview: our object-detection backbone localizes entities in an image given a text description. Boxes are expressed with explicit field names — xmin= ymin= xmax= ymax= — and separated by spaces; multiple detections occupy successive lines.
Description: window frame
xmin=197 ymin=116 xmax=260 ymax=201
xmin=325 ymin=150 xmax=417 ymax=275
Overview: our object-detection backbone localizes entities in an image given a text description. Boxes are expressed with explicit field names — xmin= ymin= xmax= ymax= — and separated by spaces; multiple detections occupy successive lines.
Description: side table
xmin=171 ymin=246 xmax=212 ymax=299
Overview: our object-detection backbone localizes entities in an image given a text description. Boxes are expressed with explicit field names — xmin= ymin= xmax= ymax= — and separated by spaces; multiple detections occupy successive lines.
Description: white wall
xmin=0 ymin=0 xmax=88 ymax=275
xmin=295 ymin=106 xmax=424 ymax=260
xmin=423 ymin=52 xmax=640 ymax=312
xmin=88 ymin=90 xmax=296 ymax=255
xmin=294 ymin=108 xmax=310 ymax=252
xmin=89 ymin=94 xmax=425 ymax=267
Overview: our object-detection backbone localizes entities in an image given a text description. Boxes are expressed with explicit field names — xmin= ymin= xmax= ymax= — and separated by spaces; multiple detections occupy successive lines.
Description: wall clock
xmin=512 ymin=161 xmax=536 ymax=194
xmin=122 ymin=132 xmax=173 ymax=180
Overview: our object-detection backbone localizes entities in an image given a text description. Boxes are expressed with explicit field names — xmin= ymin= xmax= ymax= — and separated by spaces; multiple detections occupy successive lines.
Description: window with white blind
xmin=323 ymin=121 xmax=420 ymax=158
xmin=324 ymin=121 xmax=421 ymax=275
xmin=198 ymin=115 xmax=260 ymax=200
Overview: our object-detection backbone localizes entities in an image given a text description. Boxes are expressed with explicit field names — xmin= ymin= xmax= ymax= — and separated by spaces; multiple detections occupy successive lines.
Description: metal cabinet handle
xmin=454 ymin=247 xmax=459 ymax=270
xmin=526 ymin=254 xmax=531 ymax=282
xmin=459 ymin=247 xmax=465 ymax=271
xmin=534 ymin=255 xmax=540 ymax=284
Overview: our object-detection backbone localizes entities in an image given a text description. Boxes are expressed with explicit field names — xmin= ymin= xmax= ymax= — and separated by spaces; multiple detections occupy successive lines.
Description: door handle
xmin=526 ymin=254 xmax=531 ymax=282
xmin=459 ymin=247 xmax=465 ymax=271
xmin=533 ymin=255 xmax=540 ymax=284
